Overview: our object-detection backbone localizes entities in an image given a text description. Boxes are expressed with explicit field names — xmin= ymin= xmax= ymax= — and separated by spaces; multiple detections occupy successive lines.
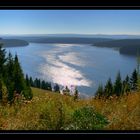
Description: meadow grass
xmin=0 ymin=87 xmax=139 ymax=130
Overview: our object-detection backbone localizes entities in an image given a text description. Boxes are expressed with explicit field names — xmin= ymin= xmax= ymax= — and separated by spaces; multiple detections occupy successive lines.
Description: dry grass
xmin=0 ymin=87 xmax=139 ymax=130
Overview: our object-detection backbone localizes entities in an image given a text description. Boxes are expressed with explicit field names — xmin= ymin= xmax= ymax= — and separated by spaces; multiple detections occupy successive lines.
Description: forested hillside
xmin=0 ymin=39 xmax=29 ymax=47
xmin=94 ymin=39 xmax=140 ymax=55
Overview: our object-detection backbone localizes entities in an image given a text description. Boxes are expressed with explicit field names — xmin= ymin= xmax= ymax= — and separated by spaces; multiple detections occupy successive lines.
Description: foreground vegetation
xmin=0 ymin=87 xmax=139 ymax=130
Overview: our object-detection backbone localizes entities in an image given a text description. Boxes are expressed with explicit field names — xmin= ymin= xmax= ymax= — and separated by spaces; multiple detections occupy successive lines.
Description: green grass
xmin=0 ymin=87 xmax=139 ymax=130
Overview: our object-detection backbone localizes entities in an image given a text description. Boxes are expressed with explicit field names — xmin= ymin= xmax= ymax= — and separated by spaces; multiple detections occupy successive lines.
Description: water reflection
xmin=39 ymin=44 xmax=92 ymax=87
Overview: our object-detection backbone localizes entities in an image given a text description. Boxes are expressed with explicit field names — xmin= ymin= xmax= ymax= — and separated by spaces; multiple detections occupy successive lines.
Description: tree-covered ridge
xmin=0 ymin=39 xmax=29 ymax=47
xmin=94 ymin=39 xmax=140 ymax=55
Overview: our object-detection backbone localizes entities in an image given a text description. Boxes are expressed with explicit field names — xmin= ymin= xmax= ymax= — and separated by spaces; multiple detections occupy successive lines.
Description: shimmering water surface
xmin=6 ymin=43 xmax=137 ymax=97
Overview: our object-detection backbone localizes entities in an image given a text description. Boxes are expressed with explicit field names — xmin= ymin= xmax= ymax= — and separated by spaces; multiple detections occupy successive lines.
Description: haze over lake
xmin=6 ymin=43 xmax=137 ymax=97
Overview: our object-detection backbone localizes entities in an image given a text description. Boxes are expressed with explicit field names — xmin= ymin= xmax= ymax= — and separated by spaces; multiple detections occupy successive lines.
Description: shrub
xmin=21 ymin=87 xmax=33 ymax=100
xmin=39 ymin=100 xmax=65 ymax=130
xmin=66 ymin=106 xmax=108 ymax=130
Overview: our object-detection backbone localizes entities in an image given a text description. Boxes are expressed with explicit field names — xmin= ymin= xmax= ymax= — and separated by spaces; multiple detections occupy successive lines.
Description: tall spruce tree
xmin=74 ymin=87 xmax=79 ymax=101
xmin=113 ymin=72 xmax=122 ymax=96
xmin=5 ymin=52 xmax=15 ymax=102
xmin=130 ymin=69 xmax=138 ymax=91
xmin=29 ymin=77 xmax=34 ymax=87
xmin=104 ymin=78 xmax=113 ymax=97
xmin=41 ymin=80 xmax=46 ymax=89
xmin=54 ymin=83 xmax=60 ymax=92
xmin=25 ymin=74 xmax=30 ymax=86
xmin=122 ymin=75 xmax=131 ymax=94
xmin=0 ymin=44 xmax=6 ymax=78
xmin=13 ymin=54 xmax=25 ymax=93
xmin=0 ymin=79 xmax=2 ymax=101
xmin=47 ymin=82 xmax=52 ymax=91
xmin=136 ymin=51 xmax=140 ymax=91
xmin=95 ymin=84 xmax=104 ymax=98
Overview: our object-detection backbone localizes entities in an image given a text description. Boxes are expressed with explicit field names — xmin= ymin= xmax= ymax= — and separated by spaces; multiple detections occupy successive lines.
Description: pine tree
xmin=104 ymin=78 xmax=113 ymax=97
xmin=122 ymin=75 xmax=131 ymax=94
xmin=47 ymin=82 xmax=52 ymax=91
xmin=5 ymin=52 xmax=15 ymax=102
xmin=0 ymin=44 xmax=6 ymax=78
xmin=114 ymin=72 xmax=122 ymax=96
xmin=54 ymin=83 xmax=60 ymax=92
xmin=34 ymin=78 xmax=38 ymax=88
xmin=95 ymin=84 xmax=104 ymax=98
xmin=136 ymin=51 xmax=140 ymax=91
xmin=63 ymin=86 xmax=70 ymax=95
xmin=130 ymin=69 xmax=138 ymax=91
xmin=74 ymin=87 xmax=79 ymax=101
xmin=0 ymin=79 xmax=2 ymax=101
xmin=41 ymin=80 xmax=46 ymax=89
xmin=25 ymin=74 xmax=30 ymax=86
xmin=29 ymin=77 xmax=34 ymax=87
xmin=13 ymin=54 xmax=25 ymax=94
xmin=12 ymin=54 xmax=33 ymax=100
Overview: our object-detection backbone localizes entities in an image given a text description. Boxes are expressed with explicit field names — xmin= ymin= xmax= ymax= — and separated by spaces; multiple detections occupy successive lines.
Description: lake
xmin=5 ymin=43 xmax=137 ymax=98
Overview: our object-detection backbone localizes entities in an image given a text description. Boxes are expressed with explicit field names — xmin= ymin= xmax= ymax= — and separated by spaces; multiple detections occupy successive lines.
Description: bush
xmin=21 ymin=87 xmax=33 ymax=100
xmin=66 ymin=106 xmax=108 ymax=130
xmin=39 ymin=100 xmax=65 ymax=130
xmin=1 ymin=82 xmax=8 ymax=105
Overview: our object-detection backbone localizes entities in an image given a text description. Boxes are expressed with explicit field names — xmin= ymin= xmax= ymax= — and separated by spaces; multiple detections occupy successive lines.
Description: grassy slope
xmin=0 ymin=87 xmax=140 ymax=130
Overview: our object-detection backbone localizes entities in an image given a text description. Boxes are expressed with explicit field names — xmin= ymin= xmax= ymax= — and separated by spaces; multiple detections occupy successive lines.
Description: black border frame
xmin=0 ymin=1 xmax=140 ymax=139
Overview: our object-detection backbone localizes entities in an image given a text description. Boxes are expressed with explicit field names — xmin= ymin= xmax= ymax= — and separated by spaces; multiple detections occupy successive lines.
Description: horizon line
xmin=1 ymin=33 xmax=140 ymax=36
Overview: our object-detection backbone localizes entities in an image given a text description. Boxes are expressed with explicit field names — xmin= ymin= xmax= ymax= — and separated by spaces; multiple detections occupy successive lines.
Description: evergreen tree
xmin=13 ymin=54 xmax=25 ymax=94
xmin=122 ymin=75 xmax=131 ymax=94
xmin=130 ymin=69 xmax=138 ymax=91
xmin=29 ymin=77 xmax=34 ymax=87
xmin=47 ymin=82 xmax=52 ymax=91
xmin=36 ymin=78 xmax=41 ymax=88
xmin=136 ymin=52 xmax=140 ymax=91
xmin=25 ymin=74 xmax=30 ymax=86
xmin=137 ymin=49 xmax=140 ymax=75
xmin=5 ymin=52 xmax=15 ymax=102
xmin=54 ymin=83 xmax=60 ymax=92
xmin=41 ymin=80 xmax=46 ymax=89
xmin=0 ymin=48 xmax=33 ymax=102
xmin=95 ymin=84 xmax=104 ymax=98
xmin=74 ymin=87 xmax=79 ymax=101
xmin=113 ymin=72 xmax=122 ymax=96
xmin=0 ymin=79 xmax=2 ymax=101
xmin=0 ymin=81 xmax=8 ymax=105
xmin=63 ymin=86 xmax=70 ymax=95
xmin=104 ymin=78 xmax=113 ymax=97
xmin=0 ymin=44 xmax=6 ymax=78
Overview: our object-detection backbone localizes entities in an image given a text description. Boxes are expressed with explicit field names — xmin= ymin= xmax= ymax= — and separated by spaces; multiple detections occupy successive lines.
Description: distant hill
xmin=94 ymin=39 xmax=140 ymax=55
xmin=2 ymin=34 xmax=140 ymax=39
xmin=23 ymin=37 xmax=114 ymax=44
xmin=120 ymin=45 xmax=140 ymax=55
xmin=24 ymin=37 xmax=112 ymax=44
xmin=94 ymin=39 xmax=140 ymax=48
xmin=1 ymin=35 xmax=114 ymax=44
xmin=0 ymin=39 xmax=29 ymax=47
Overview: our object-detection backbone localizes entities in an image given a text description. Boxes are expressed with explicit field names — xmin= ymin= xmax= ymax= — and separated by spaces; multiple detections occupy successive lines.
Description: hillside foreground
xmin=0 ymin=87 xmax=140 ymax=130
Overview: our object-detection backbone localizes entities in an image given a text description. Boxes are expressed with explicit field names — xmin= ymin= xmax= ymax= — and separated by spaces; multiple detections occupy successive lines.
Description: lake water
xmin=5 ymin=43 xmax=137 ymax=98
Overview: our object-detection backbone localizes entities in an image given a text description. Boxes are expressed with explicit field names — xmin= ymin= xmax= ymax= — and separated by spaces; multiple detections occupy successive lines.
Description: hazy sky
xmin=0 ymin=10 xmax=140 ymax=35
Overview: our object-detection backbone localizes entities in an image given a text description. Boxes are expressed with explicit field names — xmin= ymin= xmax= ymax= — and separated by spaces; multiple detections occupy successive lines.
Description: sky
xmin=0 ymin=10 xmax=140 ymax=35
